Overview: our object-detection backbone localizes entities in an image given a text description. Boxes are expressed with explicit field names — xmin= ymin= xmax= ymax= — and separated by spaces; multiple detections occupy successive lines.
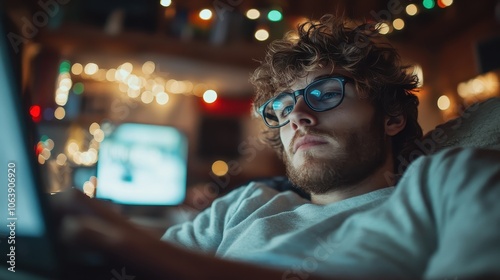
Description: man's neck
xmin=310 ymin=156 xmax=395 ymax=205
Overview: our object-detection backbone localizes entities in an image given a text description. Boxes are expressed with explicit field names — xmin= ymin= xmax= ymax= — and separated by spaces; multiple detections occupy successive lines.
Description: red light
xmin=29 ymin=105 xmax=42 ymax=122
xmin=36 ymin=142 xmax=44 ymax=156
xmin=437 ymin=0 xmax=452 ymax=8
xmin=199 ymin=97 xmax=252 ymax=117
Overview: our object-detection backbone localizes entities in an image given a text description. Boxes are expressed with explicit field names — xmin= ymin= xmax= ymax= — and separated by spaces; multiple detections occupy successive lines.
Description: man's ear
xmin=384 ymin=114 xmax=406 ymax=136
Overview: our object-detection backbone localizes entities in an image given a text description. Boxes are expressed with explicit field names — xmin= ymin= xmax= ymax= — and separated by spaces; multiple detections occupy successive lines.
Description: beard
xmin=284 ymin=116 xmax=388 ymax=195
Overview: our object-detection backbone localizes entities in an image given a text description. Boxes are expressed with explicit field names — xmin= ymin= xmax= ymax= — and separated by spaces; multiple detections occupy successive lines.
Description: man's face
xmin=279 ymin=68 xmax=389 ymax=194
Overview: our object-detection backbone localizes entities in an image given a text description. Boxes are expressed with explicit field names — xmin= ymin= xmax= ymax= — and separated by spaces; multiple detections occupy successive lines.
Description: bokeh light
xmin=437 ymin=95 xmax=451 ymax=110
xmin=406 ymin=4 xmax=418 ymax=16
xmin=376 ymin=22 xmax=390 ymax=34
xmin=267 ymin=10 xmax=282 ymax=22
xmin=71 ymin=63 xmax=83 ymax=75
xmin=255 ymin=29 xmax=270 ymax=41
xmin=212 ymin=160 xmax=229 ymax=176
xmin=141 ymin=91 xmax=154 ymax=104
xmin=203 ymin=89 xmax=217 ymax=103
xmin=54 ymin=107 xmax=66 ymax=120
xmin=59 ymin=60 xmax=71 ymax=73
xmin=160 ymin=0 xmax=172 ymax=7
xmin=56 ymin=153 xmax=67 ymax=166
xmin=156 ymin=92 xmax=169 ymax=105
xmin=438 ymin=0 xmax=453 ymax=8
xmin=423 ymin=0 xmax=436 ymax=9
xmin=142 ymin=61 xmax=156 ymax=75
xmin=29 ymin=105 xmax=41 ymax=119
xmin=89 ymin=122 xmax=100 ymax=135
xmin=73 ymin=82 xmax=84 ymax=95
xmin=393 ymin=18 xmax=405 ymax=30
xmin=246 ymin=9 xmax=260 ymax=20
xmin=84 ymin=63 xmax=99 ymax=75
xmin=199 ymin=9 xmax=213 ymax=20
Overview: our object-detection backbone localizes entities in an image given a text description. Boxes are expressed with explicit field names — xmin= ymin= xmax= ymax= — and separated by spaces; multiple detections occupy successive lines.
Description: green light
xmin=267 ymin=10 xmax=282 ymax=22
xmin=40 ymin=135 xmax=49 ymax=143
xmin=423 ymin=0 xmax=435 ymax=9
xmin=59 ymin=60 xmax=71 ymax=73
xmin=73 ymin=82 xmax=84 ymax=95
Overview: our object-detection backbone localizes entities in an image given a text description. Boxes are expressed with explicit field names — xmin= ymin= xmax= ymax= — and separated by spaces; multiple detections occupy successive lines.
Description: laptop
xmin=0 ymin=13 xmax=139 ymax=280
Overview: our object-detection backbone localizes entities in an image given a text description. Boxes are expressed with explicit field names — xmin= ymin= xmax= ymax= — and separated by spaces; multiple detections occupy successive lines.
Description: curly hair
xmin=250 ymin=14 xmax=423 ymax=175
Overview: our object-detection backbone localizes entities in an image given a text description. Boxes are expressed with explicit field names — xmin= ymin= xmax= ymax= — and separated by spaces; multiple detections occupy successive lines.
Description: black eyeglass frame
xmin=257 ymin=76 xmax=352 ymax=128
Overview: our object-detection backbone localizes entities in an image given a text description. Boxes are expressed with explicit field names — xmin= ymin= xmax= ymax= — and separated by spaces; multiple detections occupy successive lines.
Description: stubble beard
xmin=285 ymin=121 xmax=388 ymax=195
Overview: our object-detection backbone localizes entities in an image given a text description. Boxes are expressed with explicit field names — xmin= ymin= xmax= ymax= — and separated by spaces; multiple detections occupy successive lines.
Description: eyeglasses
xmin=258 ymin=76 xmax=350 ymax=128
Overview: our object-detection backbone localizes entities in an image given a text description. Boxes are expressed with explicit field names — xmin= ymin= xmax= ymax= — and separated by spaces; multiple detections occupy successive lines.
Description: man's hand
xmin=49 ymin=189 xmax=310 ymax=280
xmin=50 ymin=188 xmax=154 ymax=247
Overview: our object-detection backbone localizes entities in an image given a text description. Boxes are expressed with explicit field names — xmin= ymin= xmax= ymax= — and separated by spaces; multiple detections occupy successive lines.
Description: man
xmin=55 ymin=15 xmax=500 ymax=279
xmin=162 ymin=13 xmax=418 ymax=269
xmin=249 ymin=14 xmax=422 ymax=201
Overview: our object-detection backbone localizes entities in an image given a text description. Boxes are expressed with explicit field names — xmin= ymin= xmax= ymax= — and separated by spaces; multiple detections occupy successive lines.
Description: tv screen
xmin=96 ymin=123 xmax=187 ymax=205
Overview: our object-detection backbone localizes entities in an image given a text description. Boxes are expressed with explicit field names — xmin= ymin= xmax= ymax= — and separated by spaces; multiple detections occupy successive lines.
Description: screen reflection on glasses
xmin=258 ymin=76 xmax=351 ymax=128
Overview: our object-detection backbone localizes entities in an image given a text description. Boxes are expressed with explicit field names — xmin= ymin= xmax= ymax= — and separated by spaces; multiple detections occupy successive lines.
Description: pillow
xmin=421 ymin=97 xmax=500 ymax=154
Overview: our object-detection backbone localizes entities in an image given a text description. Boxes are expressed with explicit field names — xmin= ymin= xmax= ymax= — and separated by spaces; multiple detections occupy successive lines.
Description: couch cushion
xmin=421 ymin=97 xmax=500 ymax=154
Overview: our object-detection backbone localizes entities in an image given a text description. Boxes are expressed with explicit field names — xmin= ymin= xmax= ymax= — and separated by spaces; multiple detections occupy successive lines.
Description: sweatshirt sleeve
xmin=160 ymin=182 xmax=261 ymax=254
xmin=320 ymin=147 xmax=500 ymax=279
xmin=420 ymin=148 xmax=500 ymax=279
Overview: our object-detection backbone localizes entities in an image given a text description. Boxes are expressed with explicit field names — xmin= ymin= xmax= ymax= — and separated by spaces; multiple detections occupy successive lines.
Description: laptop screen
xmin=0 ymin=28 xmax=45 ymax=240
xmin=0 ymin=15 xmax=59 ymax=276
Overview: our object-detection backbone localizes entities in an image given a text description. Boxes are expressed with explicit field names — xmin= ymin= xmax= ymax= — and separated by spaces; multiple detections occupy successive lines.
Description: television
xmin=96 ymin=123 xmax=188 ymax=205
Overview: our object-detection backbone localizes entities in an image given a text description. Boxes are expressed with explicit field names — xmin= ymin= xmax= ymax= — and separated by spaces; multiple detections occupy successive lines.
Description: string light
xmin=199 ymin=9 xmax=213 ymax=20
xmin=156 ymin=92 xmax=169 ymax=105
xmin=141 ymin=91 xmax=154 ymax=104
xmin=437 ymin=0 xmax=453 ymax=8
xmin=203 ymin=89 xmax=217 ymax=103
xmin=211 ymin=160 xmax=229 ymax=176
xmin=246 ymin=9 xmax=260 ymax=20
xmin=376 ymin=22 xmax=391 ymax=35
xmin=56 ymin=153 xmax=67 ymax=166
xmin=73 ymin=82 xmax=84 ymax=95
xmin=65 ymin=60 xmax=224 ymax=107
xmin=457 ymin=72 xmax=499 ymax=99
xmin=437 ymin=95 xmax=451 ymax=110
xmin=54 ymin=107 xmax=66 ymax=120
xmin=423 ymin=0 xmax=435 ymax=9
xmin=71 ymin=63 xmax=83 ymax=75
xmin=29 ymin=105 xmax=41 ymax=122
xmin=255 ymin=29 xmax=269 ymax=41
xmin=160 ymin=0 xmax=172 ymax=7
xmin=93 ymin=129 xmax=105 ymax=142
xmin=406 ymin=4 xmax=418 ymax=16
xmin=84 ymin=63 xmax=99 ymax=75
xmin=89 ymin=122 xmax=100 ymax=135
xmin=59 ymin=60 xmax=71 ymax=73
xmin=267 ymin=10 xmax=282 ymax=22
xmin=83 ymin=179 xmax=96 ymax=198
xmin=142 ymin=61 xmax=155 ymax=75
xmin=106 ymin=69 xmax=116 ymax=81
xmin=393 ymin=18 xmax=405 ymax=30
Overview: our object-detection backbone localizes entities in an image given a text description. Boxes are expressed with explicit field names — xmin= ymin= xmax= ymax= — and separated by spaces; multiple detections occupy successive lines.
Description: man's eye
xmin=317 ymin=91 xmax=341 ymax=101
xmin=280 ymin=106 xmax=294 ymax=118
xmin=310 ymin=89 xmax=340 ymax=99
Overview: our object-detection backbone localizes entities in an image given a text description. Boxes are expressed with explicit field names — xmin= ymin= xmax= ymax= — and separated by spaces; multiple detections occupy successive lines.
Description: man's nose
xmin=288 ymin=97 xmax=318 ymax=130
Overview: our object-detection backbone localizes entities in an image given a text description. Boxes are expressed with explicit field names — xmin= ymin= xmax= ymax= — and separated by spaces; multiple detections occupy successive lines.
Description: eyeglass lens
xmin=263 ymin=78 xmax=344 ymax=127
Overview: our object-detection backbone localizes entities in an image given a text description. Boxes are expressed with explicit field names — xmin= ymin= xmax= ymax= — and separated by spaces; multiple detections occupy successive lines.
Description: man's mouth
xmin=293 ymin=135 xmax=328 ymax=153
